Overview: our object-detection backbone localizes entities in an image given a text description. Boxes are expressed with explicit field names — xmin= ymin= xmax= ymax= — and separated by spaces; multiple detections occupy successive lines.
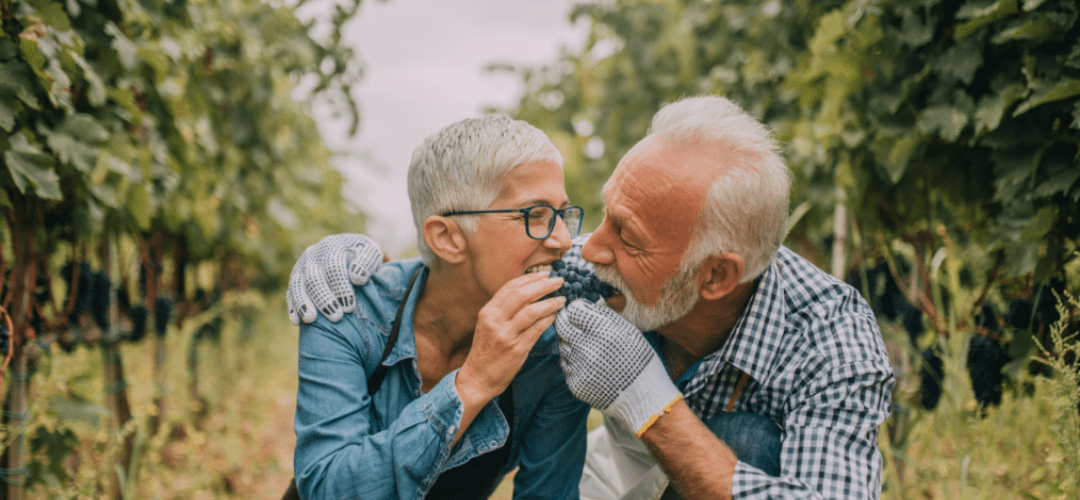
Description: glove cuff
xmin=606 ymin=355 xmax=684 ymax=439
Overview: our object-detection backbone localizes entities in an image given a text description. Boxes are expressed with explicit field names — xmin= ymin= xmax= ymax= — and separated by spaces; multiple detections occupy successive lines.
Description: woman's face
xmin=465 ymin=159 xmax=573 ymax=298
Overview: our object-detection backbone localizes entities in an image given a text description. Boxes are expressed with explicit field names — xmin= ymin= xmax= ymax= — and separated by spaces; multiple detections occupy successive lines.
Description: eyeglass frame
xmin=441 ymin=204 xmax=584 ymax=240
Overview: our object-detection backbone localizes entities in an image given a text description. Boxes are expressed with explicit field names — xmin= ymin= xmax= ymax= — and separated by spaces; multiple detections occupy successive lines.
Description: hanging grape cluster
xmin=545 ymin=260 xmax=616 ymax=304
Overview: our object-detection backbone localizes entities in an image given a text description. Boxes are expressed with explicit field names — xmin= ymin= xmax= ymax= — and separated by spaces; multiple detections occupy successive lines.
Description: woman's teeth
xmin=525 ymin=264 xmax=553 ymax=275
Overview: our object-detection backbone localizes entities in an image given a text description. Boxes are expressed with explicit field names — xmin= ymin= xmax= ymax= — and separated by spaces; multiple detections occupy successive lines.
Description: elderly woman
xmin=292 ymin=116 xmax=590 ymax=499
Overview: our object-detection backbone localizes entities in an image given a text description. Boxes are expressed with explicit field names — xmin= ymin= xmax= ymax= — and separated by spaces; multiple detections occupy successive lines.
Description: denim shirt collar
xmin=378 ymin=263 xmax=428 ymax=369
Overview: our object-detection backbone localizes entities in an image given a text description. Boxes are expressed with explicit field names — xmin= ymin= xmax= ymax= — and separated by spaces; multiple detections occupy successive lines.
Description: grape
xmin=128 ymin=305 xmax=149 ymax=342
xmin=918 ymin=347 xmax=943 ymax=411
xmin=899 ymin=303 xmax=923 ymax=346
xmin=544 ymin=260 xmax=616 ymax=305
xmin=90 ymin=271 xmax=112 ymax=329
xmin=967 ymin=333 xmax=1009 ymax=407
xmin=61 ymin=261 xmax=93 ymax=321
xmin=154 ymin=297 xmax=173 ymax=337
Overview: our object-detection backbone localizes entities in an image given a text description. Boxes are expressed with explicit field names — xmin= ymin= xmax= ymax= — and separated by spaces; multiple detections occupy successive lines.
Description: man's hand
xmin=287 ymin=234 xmax=385 ymax=325
xmin=555 ymin=299 xmax=682 ymax=437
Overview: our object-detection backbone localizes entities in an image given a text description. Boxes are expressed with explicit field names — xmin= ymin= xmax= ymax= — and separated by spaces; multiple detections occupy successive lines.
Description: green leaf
xmin=1020 ymin=206 xmax=1057 ymax=243
xmin=3 ymin=133 xmax=61 ymax=199
xmin=63 ymin=113 xmax=109 ymax=142
xmin=43 ymin=129 xmax=96 ymax=173
xmin=992 ymin=15 xmax=1055 ymax=44
xmin=973 ymin=83 xmax=1024 ymax=134
xmin=72 ymin=53 xmax=107 ymax=107
xmin=1013 ymin=78 xmax=1080 ymax=116
xmin=918 ymin=106 xmax=969 ymax=141
xmin=105 ymin=23 xmax=138 ymax=70
xmin=954 ymin=0 xmax=1019 ymax=40
xmin=25 ymin=0 xmax=72 ymax=32
xmin=810 ymin=10 xmax=846 ymax=55
xmin=0 ymin=96 xmax=16 ymax=132
xmin=0 ymin=38 xmax=18 ymax=61
xmin=933 ymin=37 xmax=983 ymax=85
xmin=0 ymin=61 xmax=41 ymax=109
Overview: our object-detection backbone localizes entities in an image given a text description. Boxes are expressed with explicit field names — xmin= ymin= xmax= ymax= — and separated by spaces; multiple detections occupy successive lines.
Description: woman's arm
xmin=294 ymin=316 xmax=462 ymax=500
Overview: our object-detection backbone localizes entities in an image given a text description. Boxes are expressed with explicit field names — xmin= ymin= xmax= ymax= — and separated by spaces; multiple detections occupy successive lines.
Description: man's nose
xmin=581 ymin=220 xmax=615 ymax=265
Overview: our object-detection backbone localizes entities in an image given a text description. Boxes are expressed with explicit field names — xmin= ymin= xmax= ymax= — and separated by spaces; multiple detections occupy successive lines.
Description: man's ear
xmin=699 ymin=253 xmax=744 ymax=301
xmin=423 ymin=215 xmax=469 ymax=264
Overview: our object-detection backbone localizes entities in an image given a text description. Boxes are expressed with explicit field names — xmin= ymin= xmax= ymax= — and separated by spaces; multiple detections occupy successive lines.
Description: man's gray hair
xmin=649 ymin=95 xmax=791 ymax=282
xmin=408 ymin=115 xmax=563 ymax=265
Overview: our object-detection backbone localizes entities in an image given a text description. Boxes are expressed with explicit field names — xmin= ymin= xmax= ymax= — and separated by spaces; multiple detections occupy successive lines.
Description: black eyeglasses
xmin=442 ymin=204 xmax=584 ymax=240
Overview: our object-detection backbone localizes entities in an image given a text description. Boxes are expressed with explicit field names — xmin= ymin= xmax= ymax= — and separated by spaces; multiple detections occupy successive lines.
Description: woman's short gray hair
xmin=408 ymin=115 xmax=563 ymax=265
xmin=649 ymin=96 xmax=791 ymax=282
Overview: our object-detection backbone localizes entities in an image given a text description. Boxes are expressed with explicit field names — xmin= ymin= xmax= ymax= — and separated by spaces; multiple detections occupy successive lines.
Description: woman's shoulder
xmin=352 ymin=258 xmax=426 ymax=325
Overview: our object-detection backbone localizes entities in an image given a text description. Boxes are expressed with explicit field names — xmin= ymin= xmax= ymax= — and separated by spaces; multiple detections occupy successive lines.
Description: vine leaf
xmin=4 ymin=133 xmax=61 ymax=199
xmin=1014 ymin=78 xmax=1080 ymax=116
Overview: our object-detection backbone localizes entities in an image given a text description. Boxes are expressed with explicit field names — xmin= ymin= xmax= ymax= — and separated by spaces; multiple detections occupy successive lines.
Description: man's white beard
xmin=593 ymin=262 xmax=701 ymax=332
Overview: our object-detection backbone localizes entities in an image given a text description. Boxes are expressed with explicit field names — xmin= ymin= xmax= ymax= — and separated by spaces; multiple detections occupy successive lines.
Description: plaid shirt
xmin=565 ymin=234 xmax=895 ymax=499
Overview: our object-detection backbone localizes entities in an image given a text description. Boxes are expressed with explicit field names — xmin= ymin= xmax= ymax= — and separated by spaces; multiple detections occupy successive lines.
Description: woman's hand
xmin=455 ymin=273 xmax=565 ymax=409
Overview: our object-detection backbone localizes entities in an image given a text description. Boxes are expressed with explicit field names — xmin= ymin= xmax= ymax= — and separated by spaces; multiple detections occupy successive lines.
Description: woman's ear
xmin=699 ymin=253 xmax=745 ymax=301
xmin=423 ymin=215 xmax=468 ymax=264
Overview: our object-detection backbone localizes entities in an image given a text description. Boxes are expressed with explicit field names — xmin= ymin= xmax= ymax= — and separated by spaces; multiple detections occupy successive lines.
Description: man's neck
xmin=657 ymin=278 xmax=757 ymax=371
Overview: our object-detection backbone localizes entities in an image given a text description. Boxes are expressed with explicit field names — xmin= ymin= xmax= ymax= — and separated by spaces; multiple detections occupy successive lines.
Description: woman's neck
xmin=413 ymin=266 xmax=487 ymax=359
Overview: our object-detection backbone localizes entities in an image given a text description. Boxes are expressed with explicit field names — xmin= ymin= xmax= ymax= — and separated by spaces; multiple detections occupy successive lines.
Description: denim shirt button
xmin=489 ymin=440 xmax=498 ymax=448
xmin=448 ymin=425 xmax=456 ymax=435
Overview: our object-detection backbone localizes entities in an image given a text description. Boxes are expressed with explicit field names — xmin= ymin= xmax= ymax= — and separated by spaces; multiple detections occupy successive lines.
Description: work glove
xmin=555 ymin=299 xmax=683 ymax=438
xmin=287 ymin=234 xmax=384 ymax=325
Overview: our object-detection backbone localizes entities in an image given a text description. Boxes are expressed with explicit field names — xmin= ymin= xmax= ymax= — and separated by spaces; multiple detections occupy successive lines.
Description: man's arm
xmin=640 ymin=401 xmax=736 ymax=499
xmin=641 ymin=357 xmax=894 ymax=499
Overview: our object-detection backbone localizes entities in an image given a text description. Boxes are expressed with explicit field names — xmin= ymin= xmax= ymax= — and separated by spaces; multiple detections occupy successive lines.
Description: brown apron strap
xmin=725 ymin=371 xmax=750 ymax=413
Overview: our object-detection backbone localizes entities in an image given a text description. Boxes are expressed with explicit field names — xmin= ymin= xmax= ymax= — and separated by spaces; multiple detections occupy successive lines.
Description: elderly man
xmin=287 ymin=96 xmax=895 ymax=499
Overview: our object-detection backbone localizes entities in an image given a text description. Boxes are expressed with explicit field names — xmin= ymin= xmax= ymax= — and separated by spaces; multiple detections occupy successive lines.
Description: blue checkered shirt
xmin=564 ymin=234 xmax=895 ymax=499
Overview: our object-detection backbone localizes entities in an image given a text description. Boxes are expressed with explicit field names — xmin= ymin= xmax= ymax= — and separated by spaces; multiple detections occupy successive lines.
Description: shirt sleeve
xmin=293 ymin=315 xmax=463 ymax=500
xmin=732 ymin=318 xmax=895 ymax=499
xmin=511 ymin=354 xmax=591 ymax=499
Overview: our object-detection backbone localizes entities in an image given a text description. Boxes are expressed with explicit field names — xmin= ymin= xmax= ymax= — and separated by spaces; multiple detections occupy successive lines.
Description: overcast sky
xmin=309 ymin=0 xmax=586 ymax=258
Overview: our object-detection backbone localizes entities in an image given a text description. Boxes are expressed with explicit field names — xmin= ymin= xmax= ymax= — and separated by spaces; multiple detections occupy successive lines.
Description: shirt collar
xmin=381 ymin=262 xmax=428 ymax=367
xmin=684 ymin=250 xmax=789 ymax=397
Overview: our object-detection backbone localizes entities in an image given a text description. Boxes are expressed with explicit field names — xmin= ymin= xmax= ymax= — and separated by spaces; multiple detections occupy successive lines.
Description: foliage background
xmin=1 ymin=0 xmax=1079 ymax=498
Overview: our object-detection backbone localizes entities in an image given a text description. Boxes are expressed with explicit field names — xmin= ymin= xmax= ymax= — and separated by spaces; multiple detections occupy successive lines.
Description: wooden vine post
xmin=99 ymin=234 xmax=134 ymax=500
xmin=0 ymin=195 xmax=43 ymax=500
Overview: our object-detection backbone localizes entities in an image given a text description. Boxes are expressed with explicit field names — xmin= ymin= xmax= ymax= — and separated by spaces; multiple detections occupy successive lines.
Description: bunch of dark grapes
xmin=967 ymin=333 xmax=1009 ymax=407
xmin=545 ymin=260 xmax=615 ymax=304
xmin=61 ymin=261 xmax=94 ymax=322
xmin=89 ymin=271 xmax=112 ymax=329
xmin=845 ymin=261 xmax=909 ymax=323
xmin=919 ymin=347 xmax=944 ymax=410
xmin=154 ymin=297 xmax=172 ymax=337
xmin=128 ymin=305 xmax=149 ymax=342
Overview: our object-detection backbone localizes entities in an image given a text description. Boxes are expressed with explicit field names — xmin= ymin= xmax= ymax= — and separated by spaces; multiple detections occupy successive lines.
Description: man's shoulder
xmin=772 ymin=247 xmax=886 ymax=365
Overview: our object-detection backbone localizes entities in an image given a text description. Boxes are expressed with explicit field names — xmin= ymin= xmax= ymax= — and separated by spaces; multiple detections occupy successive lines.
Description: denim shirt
xmin=294 ymin=259 xmax=590 ymax=500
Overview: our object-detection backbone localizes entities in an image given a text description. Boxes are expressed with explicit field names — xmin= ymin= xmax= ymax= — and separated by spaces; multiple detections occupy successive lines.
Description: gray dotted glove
xmin=287 ymin=234 xmax=384 ymax=325
xmin=555 ymin=299 xmax=683 ymax=438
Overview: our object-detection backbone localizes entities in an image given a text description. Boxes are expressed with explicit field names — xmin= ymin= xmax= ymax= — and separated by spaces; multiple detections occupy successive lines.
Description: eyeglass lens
xmin=526 ymin=206 xmax=582 ymax=239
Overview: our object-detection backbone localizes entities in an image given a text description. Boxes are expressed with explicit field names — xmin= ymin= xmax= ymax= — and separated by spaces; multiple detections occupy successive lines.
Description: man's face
xmin=582 ymin=135 xmax=715 ymax=330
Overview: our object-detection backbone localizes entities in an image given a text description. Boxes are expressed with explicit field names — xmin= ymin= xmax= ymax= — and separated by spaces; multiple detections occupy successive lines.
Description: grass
xmin=2 ymin=289 xmax=1077 ymax=499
